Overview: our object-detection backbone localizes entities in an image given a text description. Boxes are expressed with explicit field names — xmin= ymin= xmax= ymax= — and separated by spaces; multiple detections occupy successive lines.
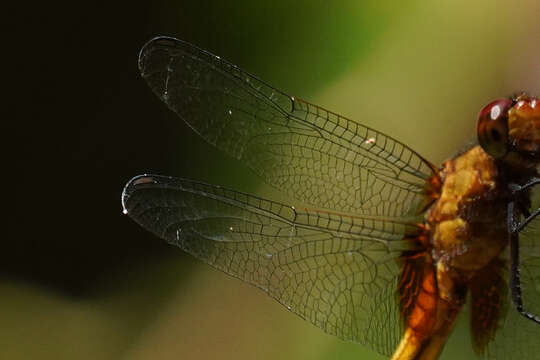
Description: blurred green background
xmin=5 ymin=0 xmax=540 ymax=359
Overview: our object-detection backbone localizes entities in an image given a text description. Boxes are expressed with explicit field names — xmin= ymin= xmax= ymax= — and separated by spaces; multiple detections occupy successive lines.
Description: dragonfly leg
xmin=507 ymin=201 xmax=540 ymax=324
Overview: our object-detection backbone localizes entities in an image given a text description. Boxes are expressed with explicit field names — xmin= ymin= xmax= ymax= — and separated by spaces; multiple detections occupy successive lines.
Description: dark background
xmin=4 ymin=1 xmax=540 ymax=359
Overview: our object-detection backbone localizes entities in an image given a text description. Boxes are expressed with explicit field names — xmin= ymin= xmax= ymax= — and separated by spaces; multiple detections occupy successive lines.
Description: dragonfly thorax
xmin=427 ymin=145 xmax=508 ymax=273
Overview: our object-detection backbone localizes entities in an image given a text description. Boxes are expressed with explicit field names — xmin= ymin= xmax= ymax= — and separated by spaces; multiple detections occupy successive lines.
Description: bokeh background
xmin=5 ymin=0 xmax=540 ymax=359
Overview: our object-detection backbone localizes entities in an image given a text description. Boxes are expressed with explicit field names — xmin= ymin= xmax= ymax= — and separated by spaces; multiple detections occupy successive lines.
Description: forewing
xmin=122 ymin=174 xmax=421 ymax=355
xmin=487 ymin=246 xmax=540 ymax=359
xmin=487 ymin=188 xmax=540 ymax=359
xmin=138 ymin=36 xmax=435 ymax=216
xmin=517 ymin=209 xmax=540 ymax=323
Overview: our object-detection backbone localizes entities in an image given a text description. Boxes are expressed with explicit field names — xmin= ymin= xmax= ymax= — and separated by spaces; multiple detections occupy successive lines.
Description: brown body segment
xmin=508 ymin=96 xmax=540 ymax=154
xmin=429 ymin=146 xmax=508 ymax=272
xmin=393 ymin=145 xmax=510 ymax=359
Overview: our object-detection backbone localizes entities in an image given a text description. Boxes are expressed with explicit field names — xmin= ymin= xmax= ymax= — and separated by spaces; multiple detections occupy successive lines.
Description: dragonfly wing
xmin=488 ymin=299 xmax=540 ymax=359
xmin=138 ymin=36 xmax=436 ymax=217
xmin=122 ymin=174 xmax=422 ymax=355
xmin=487 ymin=255 xmax=540 ymax=359
xmin=487 ymin=200 xmax=540 ymax=359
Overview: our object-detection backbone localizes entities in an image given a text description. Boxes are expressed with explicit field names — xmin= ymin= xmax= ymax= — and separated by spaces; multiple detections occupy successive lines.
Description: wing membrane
xmin=487 ymin=189 xmax=540 ymax=359
xmin=518 ymin=213 xmax=540 ymax=321
xmin=138 ymin=36 xmax=436 ymax=216
xmin=122 ymin=174 xmax=422 ymax=355
xmin=487 ymin=244 xmax=540 ymax=359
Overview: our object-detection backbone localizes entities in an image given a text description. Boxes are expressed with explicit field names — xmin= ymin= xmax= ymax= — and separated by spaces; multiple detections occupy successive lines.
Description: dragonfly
xmin=121 ymin=36 xmax=540 ymax=359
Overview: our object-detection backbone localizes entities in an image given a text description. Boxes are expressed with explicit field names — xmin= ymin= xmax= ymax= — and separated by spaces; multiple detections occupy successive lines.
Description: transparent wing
xmin=516 ymin=212 xmax=540 ymax=323
xmin=122 ymin=174 xmax=422 ymax=355
xmin=487 ymin=195 xmax=540 ymax=359
xmin=487 ymin=249 xmax=540 ymax=359
xmin=138 ymin=36 xmax=436 ymax=217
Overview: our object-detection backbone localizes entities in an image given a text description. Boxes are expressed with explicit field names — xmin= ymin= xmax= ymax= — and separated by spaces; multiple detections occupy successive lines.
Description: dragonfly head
xmin=477 ymin=94 xmax=540 ymax=168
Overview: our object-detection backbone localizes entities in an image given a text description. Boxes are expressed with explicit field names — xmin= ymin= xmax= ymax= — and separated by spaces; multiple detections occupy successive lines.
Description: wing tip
xmin=138 ymin=36 xmax=183 ymax=75
xmin=121 ymin=174 xmax=158 ymax=215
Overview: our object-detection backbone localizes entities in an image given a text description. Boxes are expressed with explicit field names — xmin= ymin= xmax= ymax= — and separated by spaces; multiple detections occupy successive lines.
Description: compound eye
xmin=477 ymin=98 xmax=512 ymax=158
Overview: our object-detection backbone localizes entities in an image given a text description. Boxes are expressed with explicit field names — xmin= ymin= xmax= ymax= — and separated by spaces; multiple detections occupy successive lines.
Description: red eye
xmin=477 ymin=98 xmax=512 ymax=158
